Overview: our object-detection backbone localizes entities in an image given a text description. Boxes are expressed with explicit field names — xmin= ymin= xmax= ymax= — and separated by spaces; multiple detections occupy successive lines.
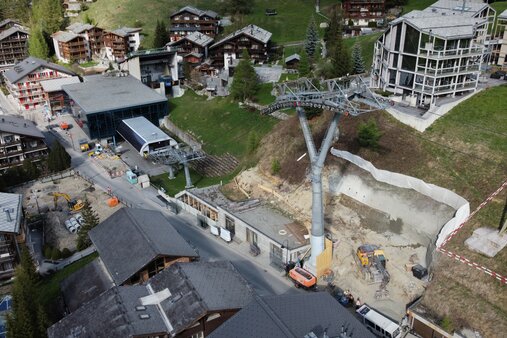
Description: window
xmin=246 ymin=228 xmax=258 ymax=245
xmin=191 ymin=332 xmax=204 ymax=338
xmin=403 ymin=24 xmax=419 ymax=54
xmin=225 ymin=216 xmax=235 ymax=234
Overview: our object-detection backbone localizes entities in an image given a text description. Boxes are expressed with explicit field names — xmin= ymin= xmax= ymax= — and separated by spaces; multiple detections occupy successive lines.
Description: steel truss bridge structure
xmin=148 ymin=145 xmax=205 ymax=188
xmin=263 ymin=75 xmax=387 ymax=272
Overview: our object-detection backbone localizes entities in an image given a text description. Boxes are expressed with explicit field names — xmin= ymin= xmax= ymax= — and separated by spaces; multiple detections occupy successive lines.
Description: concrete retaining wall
xmin=161 ymin=118 xmax=202 ymax=150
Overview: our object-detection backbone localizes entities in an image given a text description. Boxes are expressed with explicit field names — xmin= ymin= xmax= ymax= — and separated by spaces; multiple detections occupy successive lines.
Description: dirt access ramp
xmin=14 ymin=176 xmax=122 ymax=251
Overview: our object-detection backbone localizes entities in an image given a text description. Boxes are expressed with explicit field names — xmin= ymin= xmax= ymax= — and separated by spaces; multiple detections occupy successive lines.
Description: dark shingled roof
xmin=60 ymin=258 xmax=114 ymax=313
xmin=171 ymin=6 xmax=219 ymax=19
xmin=47 ymin=286 xmax=166 ymax=338
xmin=48 ymin=261 xmax=254 ymax=338
xmin=3 ymin=56 xmax=76 ymax=84
xmin=89 ymin=208 xmax=198 ymax=285
xmin=208 ymin=292 xmax=377 ymax=338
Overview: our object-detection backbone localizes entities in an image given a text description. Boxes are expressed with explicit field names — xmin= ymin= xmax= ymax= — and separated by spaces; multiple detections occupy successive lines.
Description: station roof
xmin=119 ymin=116 xmax=171 ymax=145
xmin=62 ymin=74 xmax=167 ymax=114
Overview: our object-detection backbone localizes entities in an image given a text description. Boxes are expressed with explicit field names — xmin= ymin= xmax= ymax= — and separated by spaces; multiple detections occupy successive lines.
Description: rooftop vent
xmin=3 ymin=209 xmax=12 ymax=222
xmin=135 ymin=306 xmax=146 ymax=311
xmin=139 ymin=314 xmax=150 ymax=320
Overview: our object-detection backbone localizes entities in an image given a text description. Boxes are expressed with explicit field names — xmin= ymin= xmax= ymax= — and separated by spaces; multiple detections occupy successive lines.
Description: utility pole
xmin=499 ymin=194 xmax=507 ymax=234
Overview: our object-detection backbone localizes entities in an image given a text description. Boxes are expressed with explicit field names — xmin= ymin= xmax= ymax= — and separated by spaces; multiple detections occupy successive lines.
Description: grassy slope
xmin=344 ymin=32 xmax=382 ymax=70
xmin=78 ymin=0 xmax=337 ymax=48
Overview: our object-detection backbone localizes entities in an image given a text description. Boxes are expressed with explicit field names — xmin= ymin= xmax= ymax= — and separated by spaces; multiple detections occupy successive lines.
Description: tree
xmin=19 ymin=244 xmax=38 ymax=284
xmin=325 ymin=6 xmax=350 ymax=78
xmin=304 ymin=17 xmax=319 ymax=58
xmin=84 ymin=13 xmax=96 ymax=25
xmin=22 ymin=160 xmax=39 ymax=181
xmin=357 ymin=119 xmax=382 ymax=148
xmin=153 ymin=20 xmax=169 ymax=48
xmin=28 ymin=26 xmax=49 ymax=59
xmin=298 ymin=51 xmax=311 ymax=77
xmin=271 ymin=158 xmax=281 ymax=175
xmin=230 ymin=49 xmax=259 ymax=101
xmin=32 ymin=0 xmax=65 ymax=35
xmin=0 ymin=0 xmax=31 ymax=24
xmin=352 ymin=42 xmax=366 ymax=74
xmin=47 ymin=141 xmax=71 ymax=172
xmin=76 ymin=199 xmax=100 ymax=251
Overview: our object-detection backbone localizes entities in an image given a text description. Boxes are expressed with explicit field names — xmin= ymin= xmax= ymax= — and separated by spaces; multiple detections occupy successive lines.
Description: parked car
xmin=490 ymin=70 xmax=506 ymax=79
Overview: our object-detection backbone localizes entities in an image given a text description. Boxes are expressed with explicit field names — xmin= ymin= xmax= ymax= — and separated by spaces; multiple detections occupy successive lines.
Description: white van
xmin=356 ymin=304 xmax=401 ymax=338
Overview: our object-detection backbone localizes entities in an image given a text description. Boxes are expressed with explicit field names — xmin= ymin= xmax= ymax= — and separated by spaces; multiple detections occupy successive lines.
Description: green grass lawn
xmin=38 ymin=253 xmax=98 ymax=321
xmin=401 ymin=0 xmax=436 ymax=14
xmin=168 ymin=91 xmax=278 ymax=157
xmin=79 ymin=60 xmax=99 ymax=68
xmin=256 ymin=82 xmax=275 ymax=105
xmin=78 ymin=0 xmax=338 ymax=49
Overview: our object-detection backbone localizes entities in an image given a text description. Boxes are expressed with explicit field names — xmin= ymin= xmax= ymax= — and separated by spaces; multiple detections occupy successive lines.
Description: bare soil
xmin=14 ymin=176 xmax=122 ymax=251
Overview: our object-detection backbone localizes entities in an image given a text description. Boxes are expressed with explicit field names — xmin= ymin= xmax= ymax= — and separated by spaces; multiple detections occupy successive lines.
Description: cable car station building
xmin=62 ymin=73 xmax=168 ymax=140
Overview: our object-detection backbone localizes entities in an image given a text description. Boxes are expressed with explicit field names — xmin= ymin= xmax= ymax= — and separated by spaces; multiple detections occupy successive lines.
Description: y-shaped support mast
xmin=297 ymin=107 xmax=340 ymax=269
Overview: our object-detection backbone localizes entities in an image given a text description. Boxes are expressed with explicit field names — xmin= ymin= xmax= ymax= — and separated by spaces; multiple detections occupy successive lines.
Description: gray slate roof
xmin=171 ymin=6 xmax=219 ymax=19
xmin=109 ymin=27 xmax=141 ymax=37
xmin=0 ymin=115 xmax=45 ymax=139
xmin=0 ymin=19 xmax=20 ymax=30
xmin=66 ymin=22 xmax=96 ymax=34
xmin=285 ymin=53 xmax=301 ymax=64
xmin=48 ymin=261 xmax=254 ymax=338
xmin=0 ymin=193 xmax=22 ymax=234
xmin=210 ymin=24 xmax=272 ymax=49
xmin=89 ymin=208 xmax=198 ymax=285
xmin=60 ymin=258 xmax=114 ymax=313
xmin=500 ymin=9 xmax=507 ymax=20
xmin=61 ymin=74 xmax=167 ymax=115
xmin=48 ymin=285 xmax=166 ymax=338
xmin=0 ymin=26 xmax=29 ymax=42
xmin=3 ymin=57 xmax=76 ymax=84
xmin=147 ymin=261 xmax=255 ymax=335
xmin=425 ymin=0 xmax=488 ymax=17
xmin=209 ymin=292 xmax=377 ymax=338
xmin=51 ymin=30 xmax=80 ymax=43
xmin=169 ymin=31 xmax=213 ymax=47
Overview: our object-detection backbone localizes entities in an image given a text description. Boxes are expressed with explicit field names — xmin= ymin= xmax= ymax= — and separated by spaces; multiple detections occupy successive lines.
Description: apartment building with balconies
xmin=492 ymin=10 xmax=507 ymax=68
xmin=2 ymin=57 xmax=76 ymax=110
xmin=342 ymin=0 xmax=386 ymax=27
xmin=51 ymin=31 xmax=89 ymax=63
xmin=66 ymin=22 xmax=104 ymax=56
xmin=209 ymin=24 xmax=272 ymax=69
xmin=0 ymin=115 xmax=48 ymax=172
xmin=371 ymin=0 xmax=494 ymax=108
xmin=169 ymin=6 xmax=220 ymax=42
xmin=0 ymin=19 xmax=29 ymax=72
xmin=0 ymin=192 xmax=23 ymax=280
xmin=103 ymin=27 xmax=142 ymax=61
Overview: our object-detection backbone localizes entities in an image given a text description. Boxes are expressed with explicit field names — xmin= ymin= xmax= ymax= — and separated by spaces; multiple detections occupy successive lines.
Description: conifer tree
xmin=0 ymin=0 xmax=31 ymax=23
xmin=153 ymin=20 xmax=169 ymax=48
xmin=298 ymin=51 xmax=311 ymax=77
xmin=47 ymin=141 xmax=71 ymax=172
xmin=304 ymin=17 xmax=319 ymax=58
xmin=76 ymin=199 xmax=100 ymax=251
xmin=28 ymin=27 xmax=49 ymax=59
xmin=230 ymin=49 xmax=259 ymax=101
xmin=32 ymin=0 xmax=64 ymax=36
xmin=352 ymin=42 xmax=366 ymax=74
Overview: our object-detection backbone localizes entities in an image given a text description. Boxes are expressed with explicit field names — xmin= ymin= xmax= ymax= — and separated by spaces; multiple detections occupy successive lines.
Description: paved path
xmin=46 ymin=127 xmax=296 ymax=296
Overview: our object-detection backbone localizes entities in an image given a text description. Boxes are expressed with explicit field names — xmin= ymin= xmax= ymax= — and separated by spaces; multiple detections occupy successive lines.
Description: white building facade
xmin=371 ymin=0 xmax=495 ymax=108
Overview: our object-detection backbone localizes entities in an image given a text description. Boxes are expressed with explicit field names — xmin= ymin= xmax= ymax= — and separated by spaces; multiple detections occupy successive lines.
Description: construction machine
xmin=53 ymin=193 xmax=84 ymax=212
xmin=356 ymin=244 xmax=391 ymax=298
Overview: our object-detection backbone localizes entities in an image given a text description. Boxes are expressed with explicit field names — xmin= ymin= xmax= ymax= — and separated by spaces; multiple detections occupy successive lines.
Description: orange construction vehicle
xmin=59 ymin=122 xmax=69 ymax=130
xmin=288 ymin=267 xmax=317 ymax=290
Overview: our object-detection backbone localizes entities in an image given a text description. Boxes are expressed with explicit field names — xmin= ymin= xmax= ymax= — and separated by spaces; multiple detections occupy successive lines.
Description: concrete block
xmin=465 ymin=227 xmax=507 ymax=258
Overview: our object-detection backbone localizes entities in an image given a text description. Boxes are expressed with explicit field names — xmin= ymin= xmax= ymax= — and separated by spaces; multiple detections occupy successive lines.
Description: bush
xmin=440 ymin=316 xmax=454 ymax=332
xmin=43 ymin=245 xmax=53 ymax=259
xmin=357 ymin=119 xmax=382 ymax=148
xmin=61 ymin=248 xmax=72 ymax=258
xmin=50 ymin=247 xmax=62 ymax=261
xmin=271 ymin=158 xmax=281 ymax=175
xmin=367 ymin=21 xmax=378 ymax=28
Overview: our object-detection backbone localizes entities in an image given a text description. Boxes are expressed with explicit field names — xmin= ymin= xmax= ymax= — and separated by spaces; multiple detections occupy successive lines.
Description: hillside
xmin=256 ymin=85 xmax=507 ymax=336
xmin=77 ymin=0 xmax=337 ymax=48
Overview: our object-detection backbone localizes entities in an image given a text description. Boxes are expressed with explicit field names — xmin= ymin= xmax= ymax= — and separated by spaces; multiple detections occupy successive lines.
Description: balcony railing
xmin=419 ymin=46 xmax=484 ymax=59
xmin=414 ymin=81 xmax=477 ymax=94
xmin=416 ymin=64 xmax=480 ymax=76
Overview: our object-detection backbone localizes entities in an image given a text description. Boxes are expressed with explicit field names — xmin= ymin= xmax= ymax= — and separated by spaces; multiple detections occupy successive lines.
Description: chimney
xmin=4 ymin=209 xmax=12 ymax=222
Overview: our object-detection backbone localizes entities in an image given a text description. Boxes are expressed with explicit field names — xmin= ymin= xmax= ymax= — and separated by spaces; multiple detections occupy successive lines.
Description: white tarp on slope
xmin=330 ymin=148 xmax=469 ymax=248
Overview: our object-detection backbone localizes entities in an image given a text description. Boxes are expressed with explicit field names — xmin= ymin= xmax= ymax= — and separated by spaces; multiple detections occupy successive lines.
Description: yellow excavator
xmin=53 ymin=192 xmax=84 ymax=211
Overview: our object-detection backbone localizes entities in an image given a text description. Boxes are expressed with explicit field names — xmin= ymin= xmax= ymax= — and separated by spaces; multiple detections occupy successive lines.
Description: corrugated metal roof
xmin=285 ymin=53 xmax=300 ymax=63
xmin=121 ymin=116 xmax=172 ymax=144
xmin=40 ymin=76 xmax=81 ymax=93
xmin=0 ymin=193 xmax=22 ymax=234
xmin=61 ymin=74 xmax=167 ymax=115
xmin=169 ymin=31 xmax=213 ymax=48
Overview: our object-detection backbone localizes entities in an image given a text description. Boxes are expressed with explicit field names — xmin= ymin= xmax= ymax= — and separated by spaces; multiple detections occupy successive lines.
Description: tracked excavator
xmin=52 ymin=192 xmax=84 ymax=212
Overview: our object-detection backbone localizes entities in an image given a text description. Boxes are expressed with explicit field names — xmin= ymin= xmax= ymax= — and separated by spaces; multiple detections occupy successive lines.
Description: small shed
xmin=285 ymin=53 xmax=301 ymax=69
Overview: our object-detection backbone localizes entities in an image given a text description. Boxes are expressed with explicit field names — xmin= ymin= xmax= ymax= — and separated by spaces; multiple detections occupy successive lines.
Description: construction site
xmin=13 ymin=175 xmax=121 ymax=251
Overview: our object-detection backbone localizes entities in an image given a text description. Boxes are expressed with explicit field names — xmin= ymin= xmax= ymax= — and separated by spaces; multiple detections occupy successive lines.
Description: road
xmin=44 ymin=128 xmax=296 ymax=297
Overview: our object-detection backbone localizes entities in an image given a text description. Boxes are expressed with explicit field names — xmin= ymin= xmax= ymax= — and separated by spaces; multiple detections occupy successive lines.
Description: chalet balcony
xmin=416 ymin=64 xmax=480 ymax=77
xmin=419 ymin=46 xmax=483 ymax=59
